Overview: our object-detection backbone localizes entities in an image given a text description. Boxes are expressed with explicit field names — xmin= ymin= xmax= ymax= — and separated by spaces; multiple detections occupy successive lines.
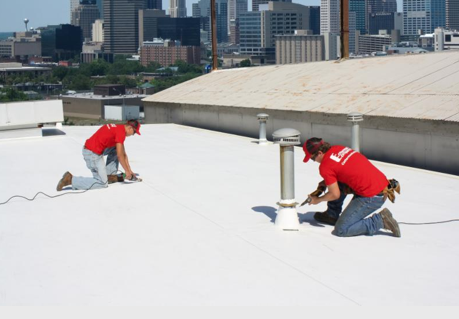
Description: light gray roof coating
xmin=144 ymin=51 xmax=459 ymax=122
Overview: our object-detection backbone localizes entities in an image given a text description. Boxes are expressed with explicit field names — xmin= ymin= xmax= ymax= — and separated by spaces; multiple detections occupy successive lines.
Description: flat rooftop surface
xmin=1 ymin=124 xmax=459 ymax=306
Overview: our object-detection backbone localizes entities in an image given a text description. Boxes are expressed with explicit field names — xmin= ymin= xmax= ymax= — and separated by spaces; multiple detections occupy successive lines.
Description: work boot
xmin=107 ymin=174 xmax=124 ymax=184
xmin=313 ymin=211 xmax=338 ymax=226
xmin=380 ymin=208 xmax=401 ymax=237
xmin=56 ymin=171 xmax=73 ymax=191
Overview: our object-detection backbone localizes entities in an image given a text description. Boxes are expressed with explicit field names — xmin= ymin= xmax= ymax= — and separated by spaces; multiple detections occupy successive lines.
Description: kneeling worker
xmin=56 ymin=120 xmax=141 ymax=191
xmin=303 ymin=137 xmax=401 ymax=237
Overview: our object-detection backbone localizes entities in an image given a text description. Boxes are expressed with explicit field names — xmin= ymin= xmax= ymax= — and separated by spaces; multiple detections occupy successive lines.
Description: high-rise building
xmin=92 ymin=19 xmax=104 ymax=42
xmin=170 ymin=0 xmax=187 ymax=18
xmin=350 ymin=0 xmax=366 ymax=34
xmin=366 ymin=0 xmax=396 ymax=34
xmin=228 ymin=0 xmax=247 ymax=41
xmin=71 ymin=2 xmax=100 ymax=40
xmin=70 ymin=0 xmax=80 ymax=21
xmin=260 ymin=2 xmax=310 ymax=49
xmin=96 ymin=0 xmax=104 ymax=18
xmin=216 ymin=0 xmax=229 ymax=43
xmin=275 ymin=30 xmax=324 ymax=64
xmin=41 ymin=24 xmax=83 ymax=61
xmin=147 ymin=0 xmax=162 ymax=10
xmin=156 ymin=17 xmax=201 ymax=46
xmin=349 ymin=11 xmax=356 ymax=53
xmin=367 ymin=0 xmax=397 ymax=14
xmin=139 ymin=9 xmax=167 ymax=46
xmin=193 ymin=0 xmax=210 ymax=17
xmin=323 ymin=32 xmax=339 ymax=60
xmin=309 ymin=6 xmax=321 ymax=35
xmin=240 ymin=12 xmax=262 ymax=55
xmin=446 ymin=0 xmax=459 ymax=30
xmin=192 ymin=0 xmax=211 ymax=41
xmin=240 ymin=2 xmax=310 ymax=57
xmin=431 ymin=0 xmax=446 ymax=31
xmin=228 ymin=0 xmax=247 ymax=24
xmin=394 ymin=12 xmax=403 ymax=35
xmin=104 ymin=0 xmax=146 ymax=54
xmin=229 ymin=19 xmax=240 ymax=44
xmin=320 ymin=0 xmax=340 ymax=35
xmin=369 ymin=12 xmax=395 ymax=35
xmin=403 ymin=0 xmax=446 ymax=35
xmin=252 ymin=0 xmax=291 ymax=12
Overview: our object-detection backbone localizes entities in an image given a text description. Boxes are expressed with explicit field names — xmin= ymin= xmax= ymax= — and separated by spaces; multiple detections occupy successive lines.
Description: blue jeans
xmin=326 ymin=183 xmax=385 ymax=237
xmin=333 ymin=195 xmax=385 ymax=237
xmin=326 ymin=182 xmax=348 ymax=219
xmin=72 ymin=147 xmax=119 ymax=190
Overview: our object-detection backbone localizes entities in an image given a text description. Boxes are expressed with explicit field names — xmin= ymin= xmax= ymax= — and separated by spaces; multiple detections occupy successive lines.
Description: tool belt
xmin=381 ymin=179 xmax=400 ymax=203
xmin=340 ymin=179 xmax=401 ymax=203
xmin=308 ymin=179 xmax=400 ymax=203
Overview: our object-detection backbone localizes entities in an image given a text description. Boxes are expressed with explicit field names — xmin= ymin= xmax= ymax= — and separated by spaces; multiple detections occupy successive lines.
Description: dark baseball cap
xmin=303 ymin=138 xmax=323 ymax=163
xmin=127 ymin=119 xmax=141 ymax=135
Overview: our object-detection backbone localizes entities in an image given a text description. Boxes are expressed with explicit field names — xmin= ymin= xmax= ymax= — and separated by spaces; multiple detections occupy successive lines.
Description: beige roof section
xmin=144 ymin=51 xmax=459 ymax=122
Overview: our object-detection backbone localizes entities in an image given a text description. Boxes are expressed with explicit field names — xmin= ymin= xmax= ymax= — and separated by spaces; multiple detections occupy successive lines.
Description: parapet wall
xmin=144 ymin=101 xmax=459 ymax=176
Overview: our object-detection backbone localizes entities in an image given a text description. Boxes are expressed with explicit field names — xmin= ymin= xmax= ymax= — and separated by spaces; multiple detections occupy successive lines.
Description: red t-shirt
xmin=84 ymin=124 xmax=126 ymax=155
xmin=319 ymin=145 xmax=388 ymax=197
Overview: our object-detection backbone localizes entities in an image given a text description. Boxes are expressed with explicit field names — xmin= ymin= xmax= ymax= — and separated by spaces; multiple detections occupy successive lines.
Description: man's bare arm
xmin=309 ymin=182 xmax=340 ymax=205
xmin=116 ymin=143 xmax=134 ymax=179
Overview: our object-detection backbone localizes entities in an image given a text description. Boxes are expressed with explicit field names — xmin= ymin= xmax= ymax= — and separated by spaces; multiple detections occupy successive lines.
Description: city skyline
xmin=0 ymin=0 xmax=407 ymax=32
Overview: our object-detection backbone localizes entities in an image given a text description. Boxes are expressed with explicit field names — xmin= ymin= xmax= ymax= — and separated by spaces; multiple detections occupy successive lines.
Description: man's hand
xmin=308 ymin=195 xmax=321 ymax=205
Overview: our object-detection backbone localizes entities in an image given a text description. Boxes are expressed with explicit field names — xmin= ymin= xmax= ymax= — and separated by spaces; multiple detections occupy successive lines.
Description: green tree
xmin=118 ymin=76 xmax=138 ymax=88
xmin=174 ymin=60 xmax=203 ymax=74
xmin=108 ymin=56 xmax=145 ymax=75
xmin=0 ymin=87 xmax=28 ymax=102
xmin=145 ymin=61 xmax=161 ymax=72
xmin=53 ymin=66 xmax=69 ymax=81
xmin=240 ymin=59 xmax=251 ymax=67
xmin=66 ymin=74 xmax=91 ymax=90
xmin=89 ymin=59 xmax=110 ymax=76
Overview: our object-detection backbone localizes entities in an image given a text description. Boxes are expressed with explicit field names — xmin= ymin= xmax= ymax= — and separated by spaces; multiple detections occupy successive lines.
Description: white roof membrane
xmin=1 ymin=124 xmax=459 ymax=305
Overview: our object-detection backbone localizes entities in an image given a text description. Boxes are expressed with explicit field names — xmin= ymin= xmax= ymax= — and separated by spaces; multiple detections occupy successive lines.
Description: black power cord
xmin=0 ymin=170 xmax=140 ymax=206
xmin=399 ymin=220 xmax=459 ymax=225
xmin=0 ymin=180 xmax=108 ymax=206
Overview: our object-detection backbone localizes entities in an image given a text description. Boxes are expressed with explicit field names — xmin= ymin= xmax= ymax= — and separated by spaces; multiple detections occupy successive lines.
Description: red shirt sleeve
xmin=115 ymin=125 xmax=126 ymax=144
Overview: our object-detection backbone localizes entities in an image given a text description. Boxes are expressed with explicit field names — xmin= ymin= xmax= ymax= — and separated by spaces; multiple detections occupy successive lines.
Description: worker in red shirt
xmin=56 ymin=119 xmax=141 ymax=191
xmin=303 ymin=137 xmax=401 ymax=237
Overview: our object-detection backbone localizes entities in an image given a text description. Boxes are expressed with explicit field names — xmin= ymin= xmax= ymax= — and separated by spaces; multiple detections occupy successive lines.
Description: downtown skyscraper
xmin=104 ymin=0 xmax=146 ymax=54
xmin=320 ymin=0 xmax=340 ymax=34
xmin=404 ymin=0 xmax=446 ymax=35
xmin=147 ymin=0 xmax=162 ymax=10
xmin=252 ymin=0 xmax=291 ymax=12
xmin=170 ymin=0 xmax=187 ymax=17
xmin=446 ymin=0 xmax=459 ymax=30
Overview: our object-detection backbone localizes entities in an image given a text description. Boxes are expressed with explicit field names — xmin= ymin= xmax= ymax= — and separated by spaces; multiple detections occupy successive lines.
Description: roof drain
xmin=257 ymin=113 xmax=269 ymax=145
xmin=272 ymin=128 xmax=301 ymax=231
xmin=347 ymin=112 xmax=363 ymax=152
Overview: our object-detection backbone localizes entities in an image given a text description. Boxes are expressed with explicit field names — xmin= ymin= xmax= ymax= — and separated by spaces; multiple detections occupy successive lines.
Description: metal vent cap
xmin=347 ymin=112 xmax=363 ymax=122
xmin=257 ymin=113 xmax=269 ymax=121
xmin=272 ymin=128 xmax=301 ymax=146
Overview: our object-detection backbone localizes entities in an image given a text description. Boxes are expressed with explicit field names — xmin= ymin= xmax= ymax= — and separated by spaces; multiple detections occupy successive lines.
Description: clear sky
xmin=0 ymin=0 xmax=403 ymax=33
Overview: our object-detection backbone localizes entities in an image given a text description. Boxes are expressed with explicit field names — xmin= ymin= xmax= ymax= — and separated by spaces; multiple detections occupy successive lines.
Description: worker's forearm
xmin=317 ymin=191 xmax=339 ymax=203
xmin=119 ymin=155 xmax=132 ymax=174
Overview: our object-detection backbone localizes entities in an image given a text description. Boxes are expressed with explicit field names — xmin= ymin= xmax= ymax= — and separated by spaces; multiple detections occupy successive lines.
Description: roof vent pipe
xmin=347 ymin=112 xmax=363 ymax=152
xmin=272 ymin=128 xmax=301 ymax=231
xmin=257 ymin=113 xmax=269 ymax=144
